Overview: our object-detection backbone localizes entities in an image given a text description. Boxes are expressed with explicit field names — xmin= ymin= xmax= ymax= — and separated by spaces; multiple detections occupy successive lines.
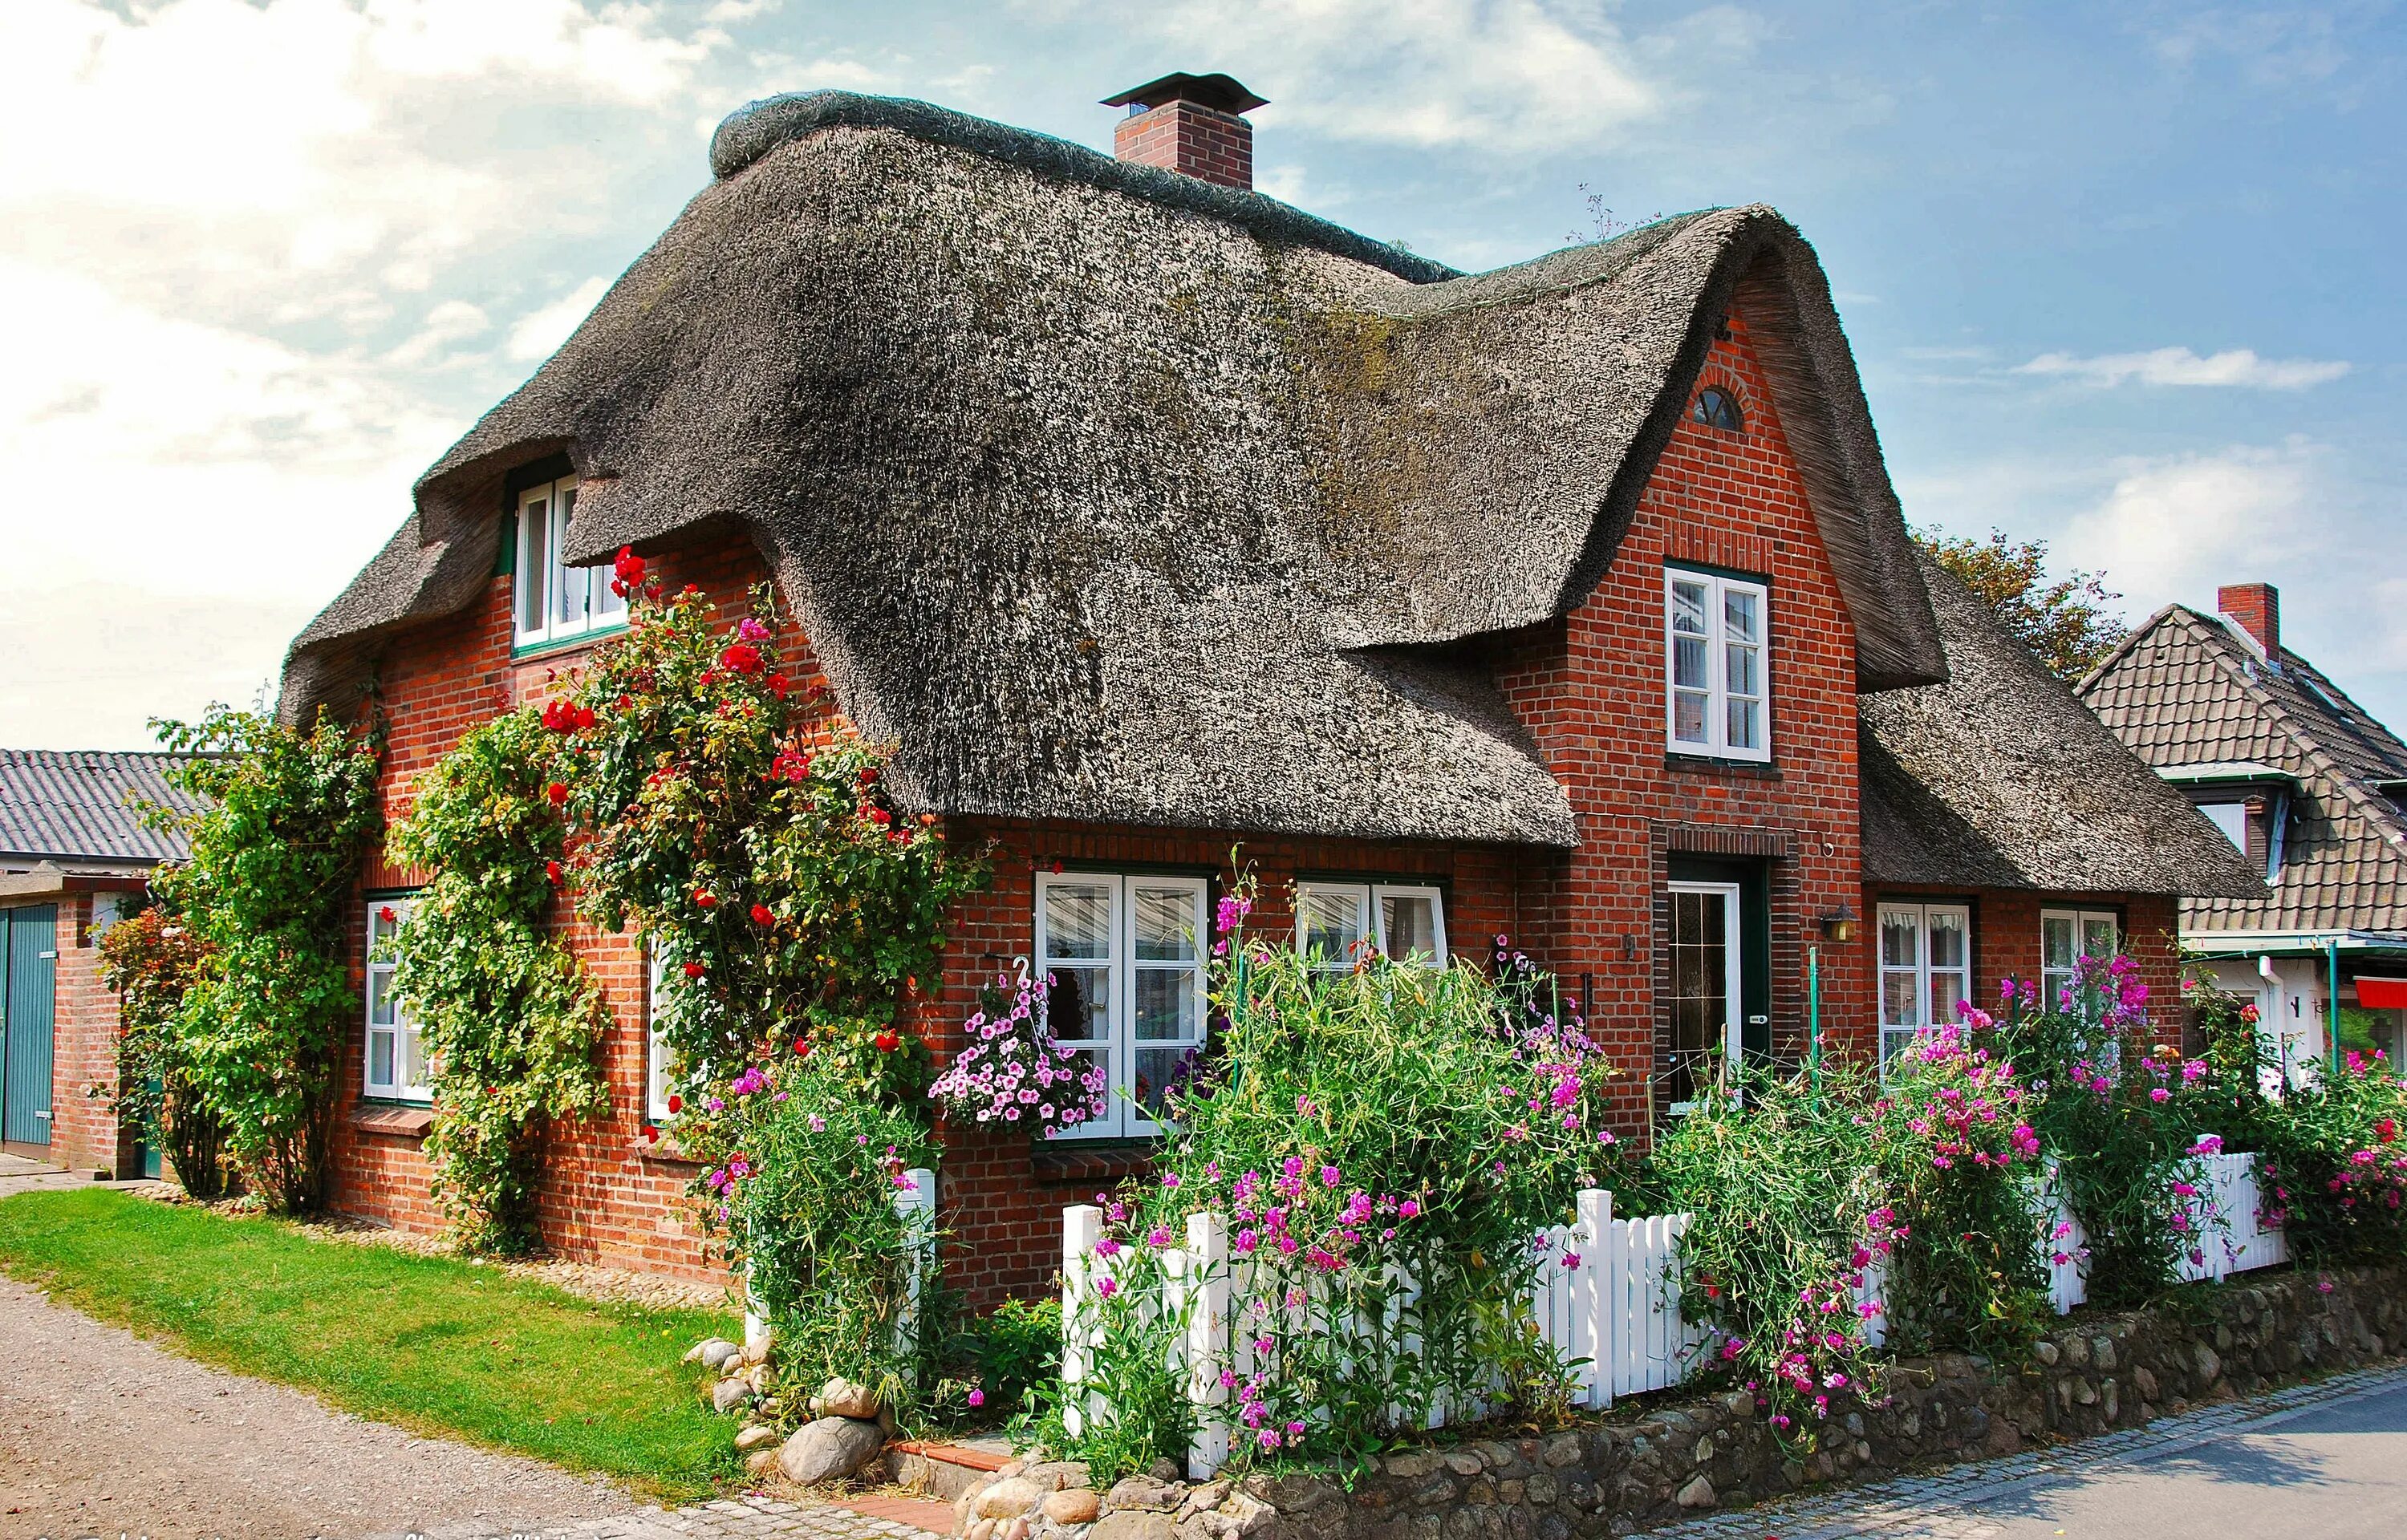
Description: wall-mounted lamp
xmin=1819 ymin=902 xmax=1861 ymax=944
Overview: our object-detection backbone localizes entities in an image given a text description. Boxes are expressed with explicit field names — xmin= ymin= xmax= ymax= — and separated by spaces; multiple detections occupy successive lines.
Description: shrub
xmin=1056 ymin=887 xmax=1623 ymax=1479
xmin=932 ymin=1297 xmax=1061 ymax=1428
xmin=693 ymin=1051 xmax=940 ymax=1415
xmin=2253 ymin=1051 xmax=2407 ymax=1263
xmin=147 ymin=707 xmax=383 ymax=1212
xmin=387 ymin=708 xmax=612 ymax=1254
xmin=95 ymin=902 xmax=229 ymax=1198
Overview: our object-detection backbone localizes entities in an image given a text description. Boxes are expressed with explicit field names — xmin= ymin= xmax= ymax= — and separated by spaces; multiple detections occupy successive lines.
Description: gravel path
xmin=0 ymin=1275 xmax=644 ymax=1539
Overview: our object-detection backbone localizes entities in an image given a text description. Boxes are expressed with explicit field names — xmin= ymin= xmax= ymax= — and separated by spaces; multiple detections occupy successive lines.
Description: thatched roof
xmin=282 ymin=91 xmax=1945 ymax=848
xmin=1860 ymin=553 xmax=2263 ymax=898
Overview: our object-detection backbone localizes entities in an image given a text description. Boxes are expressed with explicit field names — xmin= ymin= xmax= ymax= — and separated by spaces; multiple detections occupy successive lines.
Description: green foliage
xmin=2249 ymin=1052 xmax=2407 ymax=1263
xmin=1917 ymin=525 xmax=2129 ymax=681
xmin=1057 ymin=882 xmax=1622 ymax=1479
xmin=554 ymin=578 xmax=984 ymax=1109
xmin=95 ymin=901 xmax=230 ymax=1198
xmin=388 ymin=708 xmax=612 ymax=1254
xmin=148 ymin=707 xmax=383 ymax=1211
xmin=690 ymin=1052 xmax=939 ymax=1416
xmin=0 ymin=1188 xmax=740 ymax=1500
xmin=942 ymin=1297 xmax=1060 ymax=1426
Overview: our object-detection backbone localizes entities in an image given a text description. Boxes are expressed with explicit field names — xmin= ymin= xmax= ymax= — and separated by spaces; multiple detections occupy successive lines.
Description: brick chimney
xmin=1103 ymin=72 xmax=1267 ymax=191
xmin=2218 ymin=582 xmax=2281 ymax=658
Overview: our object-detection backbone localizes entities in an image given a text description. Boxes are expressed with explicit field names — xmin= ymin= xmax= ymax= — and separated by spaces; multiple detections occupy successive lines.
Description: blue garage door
xmin=1 ymin=906 xmax=57 ymax=1146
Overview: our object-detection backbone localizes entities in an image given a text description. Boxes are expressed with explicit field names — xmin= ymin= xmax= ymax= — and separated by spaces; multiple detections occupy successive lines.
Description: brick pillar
xmin=1113 ymin=99 xmax=1254 ymax=190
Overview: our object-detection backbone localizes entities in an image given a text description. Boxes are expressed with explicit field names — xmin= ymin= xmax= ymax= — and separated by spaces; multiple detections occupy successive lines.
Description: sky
xmin=2 ymin=0 xmax=2401 ymax=748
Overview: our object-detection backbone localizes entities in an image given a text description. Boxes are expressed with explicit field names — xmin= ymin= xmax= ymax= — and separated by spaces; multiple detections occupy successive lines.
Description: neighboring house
xmin=0 ymin=749 xmax=197 ymax=1171
xmin=2083 ymin=582 xmax=2407 ymax=1080
xmin=278 ymin=78 xmax=2254 ymax=1301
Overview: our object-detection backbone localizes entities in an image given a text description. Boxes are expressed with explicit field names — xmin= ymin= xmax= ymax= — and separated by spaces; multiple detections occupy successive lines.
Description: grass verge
xmin=0 ymin=1187 xmax=741 ymax=1502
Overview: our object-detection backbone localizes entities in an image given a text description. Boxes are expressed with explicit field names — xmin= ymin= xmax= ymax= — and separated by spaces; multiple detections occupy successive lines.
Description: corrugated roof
xmin=0 ymin=751 xmax=198 ymax=867
xmin=2080 ymin=607 xmax=2407 ymax=934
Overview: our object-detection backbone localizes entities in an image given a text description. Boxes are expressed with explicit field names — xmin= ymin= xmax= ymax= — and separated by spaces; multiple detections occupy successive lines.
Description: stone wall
xmin=950 ymin=1264 xmax=2406 ymax=1540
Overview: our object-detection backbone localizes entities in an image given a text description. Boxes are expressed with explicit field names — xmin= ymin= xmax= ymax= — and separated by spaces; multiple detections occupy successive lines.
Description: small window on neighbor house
xmin=365 ymin=899 xmax=431 ymax=1102
xmin=1691 ymin=387 xmax=1743 ymax=432
xmin=1666 ymin=567 xmax=1771 ymax=762
xmin=1878 ymin=903 xmax=1971 ymax=1072
xmin=1293 ymin=881 xmax=1448 ymax=970
xmin=514 ymin=474 xmax=627 ymax=650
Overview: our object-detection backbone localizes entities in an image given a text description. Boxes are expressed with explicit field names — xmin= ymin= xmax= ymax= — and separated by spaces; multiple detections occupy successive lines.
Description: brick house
xmin=275 ymin=79 xmax=2255 ymax=1303
xmin=2082 ymin=582 xmax=2407 ymax=1080
xmin=0 ymin=750 xmax=199 ymax=1174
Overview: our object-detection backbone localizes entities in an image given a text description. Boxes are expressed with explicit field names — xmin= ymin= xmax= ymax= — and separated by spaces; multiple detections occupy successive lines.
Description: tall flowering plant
xmin=928 ymin=971 xmax=1108 ymax=1133
xmin=2254 ymin=1048 xmax=2407 ymax=1263
xmin=1053 ymin=875 xmax=1623 ymax=1479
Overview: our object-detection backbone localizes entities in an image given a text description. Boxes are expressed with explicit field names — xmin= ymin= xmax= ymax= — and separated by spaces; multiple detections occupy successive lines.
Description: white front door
xmin=1664 ymin=881 xmax=1743 ymax=1116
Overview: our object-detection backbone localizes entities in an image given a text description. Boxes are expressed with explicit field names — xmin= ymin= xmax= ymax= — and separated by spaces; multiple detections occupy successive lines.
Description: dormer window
xmin=1666 ymin=566 xmax=1771 ymax=762
xmin=1691 ymin=387 xmax=1743 ymax=433
xmin=514 ymin=474 xmax=627 ymax=650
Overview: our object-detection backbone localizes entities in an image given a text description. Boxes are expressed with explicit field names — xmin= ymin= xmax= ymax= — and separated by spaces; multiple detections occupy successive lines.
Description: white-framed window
xmin=2198 ymin=801 xmax=2249 ymax=852
xmin=513 ymin=474 xmax=627 ymax=650
xmin=365 ymin=898 xmax=431 ymax=1103
xmin=1878 ymin=902 xmax=1971 ymax=1071
xmin=1665 ymin=567 xmax=1770 ymax=761
xmin=644 ymin=945 xmax=672 ymax=1124
xmin=2041 ymin=908 xmax=2120 ymax=1015
xmin=1293 ymin=881 xmax=1447 ymax=969
xmin=1036 ymin=872 xmax=1210 ymax=1141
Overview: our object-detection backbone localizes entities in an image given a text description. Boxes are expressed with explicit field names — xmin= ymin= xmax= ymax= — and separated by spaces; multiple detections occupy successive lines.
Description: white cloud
xmin=2015 ymin=346 xmax=2350 ymax=390
xmin=508 ymin=275 xmax=613 ymax=361
xmin=1122 ymin=0 xmax=1688 ymax=152
xmin=384 ymin=298 xmax=493 ymax=366
xmin=2055 ymin=439 xmax=2329 ymax=615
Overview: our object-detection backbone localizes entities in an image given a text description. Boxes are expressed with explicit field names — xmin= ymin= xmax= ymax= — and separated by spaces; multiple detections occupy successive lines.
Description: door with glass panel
xmin=1878 ymin=902 xmax=1971 ymax=1071
xmin=1036 ymin=873 xmax=1209 ymax=1138
xmin=1662 ymin=881 xmax=1742 ymax=1115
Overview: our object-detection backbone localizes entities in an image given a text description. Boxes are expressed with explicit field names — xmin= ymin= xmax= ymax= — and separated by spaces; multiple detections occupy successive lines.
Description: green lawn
xmin=0 ymin=1188 xmax=742 ymax=1501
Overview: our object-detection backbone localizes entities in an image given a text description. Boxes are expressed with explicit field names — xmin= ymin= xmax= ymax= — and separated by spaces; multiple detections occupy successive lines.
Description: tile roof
xmin=0 ymin=750 xmax=199 ymax=868
xmin=2079 ymin=608 xmax=2407 ymax=936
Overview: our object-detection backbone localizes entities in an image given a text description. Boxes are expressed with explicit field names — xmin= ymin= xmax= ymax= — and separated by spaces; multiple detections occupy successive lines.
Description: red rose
xmin=642 ymin=1124 xmax=660 ymax=1142
xmin=693 ymin=889 xmax=716 ymax=909
xmin=667 ymin=1093 xmax=683 ymax=1115
xmin=682 ymin=960 xmax=707 ymax=979
xmin=864 ymin=807 xmax=891 ymax=827
xmin=792 ymin=1039 xmax=812 ymax=1057
xmin=750 ymin=904 xmax=775 ymax=927
xmin=545 ymin=860 xmax=563 ymax=886
xmin=718 ymin=642 xmax=763 ymax=675
xmin=613 ymin=546 xmax=646 ymax=591
xmin=875 ymin=1030 xmax=901 ymax=1053
xmin=377 ymin=905 xmax=397 ymax=924
xmin=2380 ymin=1119 xmax=2398 ymax=1145
xmin=546 ymin=782 xmax=568 ymax=808
xmin=574 ymin=703 xmax=595 ymax=730
xmin=858 ymin=766 xmax=879 ymax=785
xmin=767 ymin=673 xmax=790 ymax=699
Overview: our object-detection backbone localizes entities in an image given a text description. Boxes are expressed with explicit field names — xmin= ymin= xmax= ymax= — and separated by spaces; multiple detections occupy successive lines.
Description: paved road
xmin=1667 ymin=1361 xmax=2407 ymax=1540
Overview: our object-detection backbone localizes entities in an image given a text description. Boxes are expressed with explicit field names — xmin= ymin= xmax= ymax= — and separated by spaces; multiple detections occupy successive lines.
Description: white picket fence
xmin=1063 ymin=1153 xmax=2290 ymax=1479
xmin=744 ymin=1165 xmax=937 ymax=1357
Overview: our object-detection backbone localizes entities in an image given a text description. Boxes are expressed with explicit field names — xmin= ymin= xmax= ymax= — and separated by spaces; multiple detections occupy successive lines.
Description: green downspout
xmin=1807 ymin=942 xmax=1822 ymax=1094
xmin=2328 ymin=940 xmax=2343 ymax=1076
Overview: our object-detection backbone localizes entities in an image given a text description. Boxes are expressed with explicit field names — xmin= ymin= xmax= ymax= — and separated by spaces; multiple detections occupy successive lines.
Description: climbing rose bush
xmin=927 ymin=971 xmax=1107 ymax=1133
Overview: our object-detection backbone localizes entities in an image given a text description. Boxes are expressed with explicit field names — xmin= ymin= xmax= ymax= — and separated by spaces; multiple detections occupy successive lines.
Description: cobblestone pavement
xmin=380 ymin=1493 xmax=943 ymax=1540
xmin=1659 ymin=1359 xmax=2407 ymax=1539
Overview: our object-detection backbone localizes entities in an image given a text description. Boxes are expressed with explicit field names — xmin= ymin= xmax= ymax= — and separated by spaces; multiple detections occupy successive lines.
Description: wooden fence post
xmin=894 ymin=1167 xmax=938 ymax=1357
xmin=1062 ymin=1204 xmax=1102 ymax=1439
xmin=1577 ymin=1189 xmax=1612 ymax=1410
xmin=1186 ymin=1210 xmax=1230 ymax=1479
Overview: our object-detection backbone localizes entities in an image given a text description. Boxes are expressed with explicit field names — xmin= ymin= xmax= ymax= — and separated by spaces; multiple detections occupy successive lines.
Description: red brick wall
xmin=1113 ymin=101 xmax=1253 ymax=189
xmin=1493 ymin=306 xmax=1873 ymax=1139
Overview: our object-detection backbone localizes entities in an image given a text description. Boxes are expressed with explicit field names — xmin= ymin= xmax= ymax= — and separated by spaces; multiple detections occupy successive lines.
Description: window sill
xmin=351 ymin=1104 xmax=433 ymax=1139
xmin=512 ymin=624 xmax=630 ymax=663
xmin=635 ymin=1128 xmax=706 ymax=1166
xmin=1663 ymin=753 xmax=1780 ymax=780
xmin=1032 ymin=1141 xmax=1159 ymax=1185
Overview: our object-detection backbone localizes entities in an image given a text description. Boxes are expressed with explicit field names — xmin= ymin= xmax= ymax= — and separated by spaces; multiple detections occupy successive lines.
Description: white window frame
xmin=644 ymin=945 xmax=672 ymax=1124
xmin=513 ymin=474 xmax=627 ymax=650
xmin=1293 ymin=880 xmax=1449 ymax=970
xmin=2040 ymin=908 xmax=2121 ymax=1015
xmin=1877 ymin=902 xmax=1972 ymax=1073
xmin=1665 ymin=879 xmax=1743 ymax=1116
xmin=364 ymin=898 xmax=431 ymax=1103
xmin=1664 ymin=566 xmax=1772 ymax=763
xmin=1035 ymin=872 xmax=1211 ymax=1141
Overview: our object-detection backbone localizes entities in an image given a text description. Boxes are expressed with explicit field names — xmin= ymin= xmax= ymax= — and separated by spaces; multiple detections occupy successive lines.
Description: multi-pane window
xmin=1665 ymin=568 xmax=1770 ymax=762
xmin=1293 ymin=881 xmax=1447 ymax=970
xmin=364 ymin=898 xmax=430 ymax=1102
xmin=1036 ymin=873 xmax=1210 ymax=1140
xmin=514 ymin=474 xmax=627 ymax=650
xmin=1878 ymin=903 xmax=1971 ymax=1071
xmin=2041 ymin=909 xmax=2120 ymax=1014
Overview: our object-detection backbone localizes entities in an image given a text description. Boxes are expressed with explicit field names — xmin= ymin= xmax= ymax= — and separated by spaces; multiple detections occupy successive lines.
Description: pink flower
xmin=968 ymin=1388 xmax=984 ymax=1407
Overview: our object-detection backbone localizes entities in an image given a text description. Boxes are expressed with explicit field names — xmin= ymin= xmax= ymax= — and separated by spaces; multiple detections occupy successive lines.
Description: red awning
xmin=2355 ymin=977 xmax=2407 ymax=1010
